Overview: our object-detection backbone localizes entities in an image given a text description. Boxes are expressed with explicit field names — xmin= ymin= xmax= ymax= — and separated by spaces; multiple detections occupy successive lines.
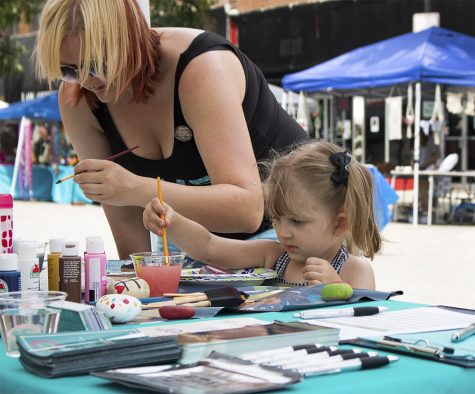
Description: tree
xmin=0 ymin=0 xmax=45 ymax=77
xmin=149 ymin=0 xmax=216 ymax=30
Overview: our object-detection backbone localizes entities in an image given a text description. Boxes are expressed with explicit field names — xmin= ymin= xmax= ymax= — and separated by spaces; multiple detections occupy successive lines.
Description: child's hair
xmin=264 ymin=140 xmax=381 ymax=260
xmin=35 ymin=0 xmax=160 ymax=104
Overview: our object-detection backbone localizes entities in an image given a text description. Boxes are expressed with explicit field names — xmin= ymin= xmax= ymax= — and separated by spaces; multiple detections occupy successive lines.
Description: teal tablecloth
xmin=1 ymin=300 xmax=474 ymax=394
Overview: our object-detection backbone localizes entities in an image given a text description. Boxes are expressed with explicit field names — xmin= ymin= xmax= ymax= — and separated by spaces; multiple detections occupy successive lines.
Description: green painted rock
xmin=321 ymin=282 xmax=353 ymax=301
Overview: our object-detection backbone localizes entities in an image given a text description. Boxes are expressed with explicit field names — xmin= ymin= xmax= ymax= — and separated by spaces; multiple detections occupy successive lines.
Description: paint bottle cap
xmin=86 ymin=236 xmax=104 ymax=254
xmin=0 ymin=253 xmax=18 ymax=270
xmin=49 ymin=238 xmax=66 ymax=253
xmin=16 ymin=241 xmax=36 ymax=260
xmin=0 ymin=194 xmax=13 ymax=209
xmin=12 ymin=238 xmax=23 ymax=254
xmin=62 ymin=241 xmax=79 ymax=256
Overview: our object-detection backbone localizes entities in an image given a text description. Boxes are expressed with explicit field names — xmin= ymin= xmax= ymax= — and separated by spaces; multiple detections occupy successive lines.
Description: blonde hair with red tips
xmin=35 ymin=0 xmax=160 ymax=103
xmin=264 ymin=140 xmax=382 ymax=260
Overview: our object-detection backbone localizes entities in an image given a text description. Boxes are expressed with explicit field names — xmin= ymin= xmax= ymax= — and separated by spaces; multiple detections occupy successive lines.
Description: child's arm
xmin=339 ymin=256 xmax=375 ymax=290
xmin=143 ymin=197 xmax=281 ymax=270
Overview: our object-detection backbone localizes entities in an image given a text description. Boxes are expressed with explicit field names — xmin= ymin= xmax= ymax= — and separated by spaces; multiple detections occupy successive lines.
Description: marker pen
xmin=267 ymin=349 xmax=362 ymax=367
xmin=294 ymin=306 xmax=388 ymax=319
xmin=240 ymin=344 xmax=329 ymax=361
xmin=278 ymin=351 xmax=377 ymax=370
xmin=302 ymin=355 xmax=398 ymax=377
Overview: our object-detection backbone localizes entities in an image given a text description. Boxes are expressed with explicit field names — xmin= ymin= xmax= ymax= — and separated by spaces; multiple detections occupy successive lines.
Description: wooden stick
xmin=181 ymin=300 xmax=211 ymax=307
xmin=157 ymin=177 xmax=169 ymax=259
xmin=163 ymin=292 xmax=205 ymax=297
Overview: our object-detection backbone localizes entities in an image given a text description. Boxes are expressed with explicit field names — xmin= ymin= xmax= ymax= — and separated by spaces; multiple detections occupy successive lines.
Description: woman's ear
xmin=334 ymin=212 xmax=348 ymax=236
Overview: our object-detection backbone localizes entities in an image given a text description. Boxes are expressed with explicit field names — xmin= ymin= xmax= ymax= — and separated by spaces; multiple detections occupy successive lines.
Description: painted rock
xmin=159 ymin=305 xmax=196 ymax=320
xmin=96 ymin=294 xmax=142 ymax=323
xmin=107 ymin=277 xmax=150 ymax=299
xmin=321 ymin=282 xmax=353 ymax=301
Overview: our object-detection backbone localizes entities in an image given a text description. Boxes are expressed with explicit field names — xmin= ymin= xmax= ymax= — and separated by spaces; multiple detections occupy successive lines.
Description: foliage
xmin=0 ymin=0 xmax=45 ymax=77
xmin=149 ymin=0 xmax=216 ymax=30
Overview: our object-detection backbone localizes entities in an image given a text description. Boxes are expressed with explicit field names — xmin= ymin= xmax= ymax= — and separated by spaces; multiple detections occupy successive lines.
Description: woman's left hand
xmin=303 ymin=257 xmax=341 ymax=285
xmin=73 ymin=159 xmax=142 ymax=206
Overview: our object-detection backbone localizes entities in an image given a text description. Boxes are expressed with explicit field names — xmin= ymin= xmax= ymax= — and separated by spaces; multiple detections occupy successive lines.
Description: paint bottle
xmin=47 ymin=238 xmax=65 ymax=291
xmin=84 ymin=236 xmax=107 ymax=303
xmin=17 ymin=241 xmax=40 ymax=291
xmin=59 ymin=241 xmax=82 ymax=303
xmin=0 ymin=253 xmax=20 ymax=292
xmin=0 ymin=194 xmax=13 ymax=253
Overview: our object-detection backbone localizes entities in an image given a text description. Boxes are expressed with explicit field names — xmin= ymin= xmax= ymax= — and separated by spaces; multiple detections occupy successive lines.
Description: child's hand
xmin=303 ymin=257 xmax=341 ymax=285
xmin=143 ymin=197 xmax=174 ymax=235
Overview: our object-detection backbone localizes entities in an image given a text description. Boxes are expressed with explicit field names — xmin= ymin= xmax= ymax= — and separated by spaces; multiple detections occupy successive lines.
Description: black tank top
xmin=91 ymin=31 xmax=308 ymax=239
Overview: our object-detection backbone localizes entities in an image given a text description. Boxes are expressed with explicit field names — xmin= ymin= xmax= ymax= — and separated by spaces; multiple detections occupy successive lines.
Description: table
xmin=2 ymin=300 xmax=474 ymax=394
xmin=390 ymin=169 xmax=475 ymax=225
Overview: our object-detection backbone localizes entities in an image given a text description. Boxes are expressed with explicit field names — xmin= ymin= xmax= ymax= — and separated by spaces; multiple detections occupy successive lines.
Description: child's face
xmin=272 ymin=192 xmax=343 ymax=264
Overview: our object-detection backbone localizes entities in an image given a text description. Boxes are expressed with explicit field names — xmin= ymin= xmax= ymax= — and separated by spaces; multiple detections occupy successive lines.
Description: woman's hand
xmin=143 ymin=197 xmax=175 ymax=236
xmin=73 ymin=159 xmax=142 ymax=206
xmin=303 ymin=257 xmax=341 ymax=285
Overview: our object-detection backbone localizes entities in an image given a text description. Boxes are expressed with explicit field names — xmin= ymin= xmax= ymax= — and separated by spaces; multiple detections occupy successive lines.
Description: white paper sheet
xmin=305 ymin=306 xmax=475 ymax=340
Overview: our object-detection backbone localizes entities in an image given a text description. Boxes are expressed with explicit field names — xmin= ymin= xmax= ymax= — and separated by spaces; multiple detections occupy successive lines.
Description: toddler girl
xmin=144 ymin=141 xmax=381 ymax=289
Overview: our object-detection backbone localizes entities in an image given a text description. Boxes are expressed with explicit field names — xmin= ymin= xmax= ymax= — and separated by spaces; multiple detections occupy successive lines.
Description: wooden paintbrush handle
xmin=163 ymin=292 xmax=205 ymax=297
xmin=174 ymin=295 xmax=208 ymax=305
xmin=181 ymin=300 xmax=211 ymax=307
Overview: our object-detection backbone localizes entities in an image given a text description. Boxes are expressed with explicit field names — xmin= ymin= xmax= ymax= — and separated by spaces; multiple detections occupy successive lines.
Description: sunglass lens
xmin=60 ymin=66 xmax=78 ymax=82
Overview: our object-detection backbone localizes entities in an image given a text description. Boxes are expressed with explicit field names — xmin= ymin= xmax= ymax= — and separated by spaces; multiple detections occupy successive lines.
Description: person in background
xmin=35 ymin=0 xmax=308 ymax=259
xmin=418 ymin=123 xmax=440 ymax=214
xmin=144 ymin=141 xmax=381 ymax=290
xmin=33 ymin=124 xmax=51 ymax=165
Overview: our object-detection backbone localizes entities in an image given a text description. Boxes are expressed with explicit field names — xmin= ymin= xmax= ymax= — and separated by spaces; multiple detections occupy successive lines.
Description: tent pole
xmin=11 ymin=117 xmax=29 ymax=197
xmin=413 ymin=83 xmax=421 ymax=226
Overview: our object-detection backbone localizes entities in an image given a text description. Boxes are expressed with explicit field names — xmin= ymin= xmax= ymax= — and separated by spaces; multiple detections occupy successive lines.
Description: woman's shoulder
xmin=154 ymin=27 xmax=204 ymax=53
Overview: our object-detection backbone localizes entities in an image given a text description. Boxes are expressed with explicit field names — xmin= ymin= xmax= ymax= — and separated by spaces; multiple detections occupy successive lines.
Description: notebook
xmin=92 ymin=351 xmax=302 ymax=394
xmin=16 ymin=329 xmax=182 ymax=377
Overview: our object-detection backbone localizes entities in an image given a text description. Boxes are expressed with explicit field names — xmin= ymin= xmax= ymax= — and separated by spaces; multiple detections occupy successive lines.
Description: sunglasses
xmin=60 ymin=64 xmax=98 ymax=83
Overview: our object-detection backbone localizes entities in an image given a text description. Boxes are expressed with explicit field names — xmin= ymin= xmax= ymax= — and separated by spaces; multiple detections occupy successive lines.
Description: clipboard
xmin=343 ymin=334 xmax=475 ymax=368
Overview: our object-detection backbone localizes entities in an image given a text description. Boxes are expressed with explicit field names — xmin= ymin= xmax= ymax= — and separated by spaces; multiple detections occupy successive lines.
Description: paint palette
xmin=180 ymin=267 xmax=277 ymax=286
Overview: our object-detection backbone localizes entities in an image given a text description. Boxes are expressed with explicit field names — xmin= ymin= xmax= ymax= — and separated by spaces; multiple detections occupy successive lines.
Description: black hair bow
xmin=329 ymin=151 xmax=352 ymax=187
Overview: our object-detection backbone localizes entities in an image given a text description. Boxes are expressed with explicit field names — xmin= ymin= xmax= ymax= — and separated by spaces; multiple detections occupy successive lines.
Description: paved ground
xmin=14 ymin=201 xmax=475 ymax=309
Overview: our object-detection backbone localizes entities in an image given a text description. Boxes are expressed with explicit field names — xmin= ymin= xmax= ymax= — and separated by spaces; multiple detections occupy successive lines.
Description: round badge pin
xmin=174 ymin=125 xmax=193 ymax=142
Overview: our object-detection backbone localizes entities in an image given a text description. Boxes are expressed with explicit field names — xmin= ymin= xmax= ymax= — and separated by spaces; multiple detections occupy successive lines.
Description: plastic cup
xmin=0 ymin=291 xmax=67 ymax=357
xmin=36 ymin=241 xmax=48 ymax=271
xmin=130 ymin=252 xmax=185 ymax=297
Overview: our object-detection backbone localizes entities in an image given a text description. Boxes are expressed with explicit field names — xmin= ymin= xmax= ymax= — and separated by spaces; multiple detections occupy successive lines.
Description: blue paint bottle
xmin=0 ymin=253 xmax=21 ymax=292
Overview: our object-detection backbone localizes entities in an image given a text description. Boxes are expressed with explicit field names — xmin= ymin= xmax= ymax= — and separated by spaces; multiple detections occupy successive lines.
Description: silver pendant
xmin=174 ymin=125 xmax=193 ymax=142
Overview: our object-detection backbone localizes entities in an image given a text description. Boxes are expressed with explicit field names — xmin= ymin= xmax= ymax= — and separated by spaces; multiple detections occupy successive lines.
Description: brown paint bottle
xmin=59 ymin=241 xmax=82 ymax=303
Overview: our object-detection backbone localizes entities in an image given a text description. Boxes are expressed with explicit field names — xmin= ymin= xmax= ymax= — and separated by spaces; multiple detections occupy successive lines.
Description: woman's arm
xmin=339 ymin=256 xmax=376 ymax=290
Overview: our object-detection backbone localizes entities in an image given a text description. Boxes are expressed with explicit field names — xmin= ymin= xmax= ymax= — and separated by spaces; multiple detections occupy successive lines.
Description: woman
xmin=35 ymin=0 xmax=307 ymax=258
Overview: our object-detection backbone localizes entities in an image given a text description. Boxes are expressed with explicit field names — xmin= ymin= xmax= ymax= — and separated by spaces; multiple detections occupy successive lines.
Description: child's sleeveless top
xmin=90 ymin=31 xmax=307 ymax=240
xmin=273 ymin=246 xmax=349 ymax=286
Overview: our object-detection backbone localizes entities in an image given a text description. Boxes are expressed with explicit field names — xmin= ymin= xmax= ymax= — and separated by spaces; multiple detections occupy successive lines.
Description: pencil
xmin=157 ymin=177 xmax=169 ymax=259
xmin=55 ymin=145 xmax=140 ymax=184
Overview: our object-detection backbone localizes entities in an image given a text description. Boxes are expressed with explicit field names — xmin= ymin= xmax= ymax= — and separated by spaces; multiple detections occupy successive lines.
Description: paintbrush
xmin=142 ymin=287 xmax=247 ymax=309
xmin=156 ymin=177 xmax=169 ymax=259
xmin=55 ymin=145 xmax=140 ymax=184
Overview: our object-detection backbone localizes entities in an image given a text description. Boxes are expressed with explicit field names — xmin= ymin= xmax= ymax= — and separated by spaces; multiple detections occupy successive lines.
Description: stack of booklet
xmin=17 ymin=329 xmax=182 ymax=378
xmin=49 ymin=300 xmax=112 ymax=332
xmin=175 ymin=320 xmax=339 ymax=364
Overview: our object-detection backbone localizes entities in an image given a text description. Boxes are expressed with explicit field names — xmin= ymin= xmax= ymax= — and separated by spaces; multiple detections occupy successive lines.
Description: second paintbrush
xmin=55 ymin=145 xmax=140 ymax=184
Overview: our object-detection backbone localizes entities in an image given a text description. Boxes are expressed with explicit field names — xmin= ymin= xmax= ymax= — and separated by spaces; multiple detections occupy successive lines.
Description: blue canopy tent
xmin=0 ymin=92 xmax=61 ymax=121
xmin=282 ymin=27 xmax=475 ymax=225
xmin=282 ymin=27 xmax=475 ymax=92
